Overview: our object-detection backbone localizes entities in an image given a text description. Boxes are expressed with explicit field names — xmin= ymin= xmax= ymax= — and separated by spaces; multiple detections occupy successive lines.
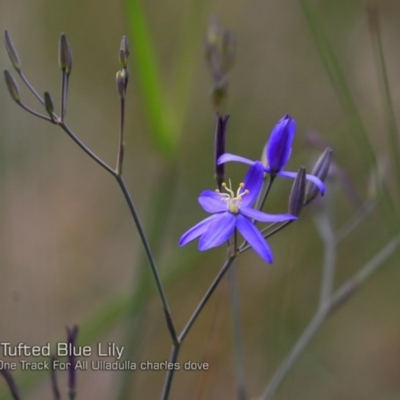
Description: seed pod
xmin=119 ymin=36 xmax=130 ymax=67
xmin=44 ymin=91 xmax=54 ymax=117
xmin=59 ymin=33 xmax=72 ymax=73
xmin=4 ymin=29 xmax=21 ymax=71
xmin=4 ymin=69 xmax=20 ymax=102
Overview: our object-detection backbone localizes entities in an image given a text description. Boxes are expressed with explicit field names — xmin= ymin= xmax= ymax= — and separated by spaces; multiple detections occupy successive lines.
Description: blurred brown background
xmin=1 ymin=0 xmax=400 ymax=399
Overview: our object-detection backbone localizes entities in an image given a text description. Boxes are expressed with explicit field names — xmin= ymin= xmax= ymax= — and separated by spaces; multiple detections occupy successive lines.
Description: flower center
xmin=216 ymin=181 xmax=249 ymax=214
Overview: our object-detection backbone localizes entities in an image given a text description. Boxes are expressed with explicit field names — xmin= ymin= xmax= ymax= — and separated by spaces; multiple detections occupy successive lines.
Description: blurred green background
xmin=1 ymin=0 xmax=400 ymax=399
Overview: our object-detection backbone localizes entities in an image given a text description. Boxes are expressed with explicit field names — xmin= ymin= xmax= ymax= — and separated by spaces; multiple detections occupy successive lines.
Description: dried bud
xmin=288 ymin=167 xmax=306 ymax=216
xmin=4 ymin=69 xmax=20 ymax=102
xmin=116 ymin=69 xmax=127 ymax=99
xmin=305 ymin=147 xmax=333 ymax=203
xmin=44 ymin=91 xmax=54 ymax=117
xmin=214 ymin=113 xmax=230 ymax=188
xmin=4 ymin=29 xmax=21 ymax=71
xmin=119 ymin=36 xmax=130 ymax=67
xmin=59 ymin=33 xmax=72 ymax=73
xmin=206 ymin=16 xmax=220 ymax=51
xmin=221 ymin=30 xmax=235 ymax=74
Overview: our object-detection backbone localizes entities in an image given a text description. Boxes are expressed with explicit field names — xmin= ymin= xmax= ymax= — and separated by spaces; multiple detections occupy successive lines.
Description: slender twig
xmin=335 ymin=199 xmax=375 ymax=243
xmin=160 ymin=345 xmax=181 ymax=400
xmin=314 ymin=212 xmax=336 ymax=306
xmin=17 ymin=70 xmax=44 ymax=105
xmin=50 ymin=356 xmax=61 ymax=400
xmin=115 ymin=175 xmax=176 ymax=339
xmin=161 ymin=255 xmax=236 ymax=400
xmin=239 ymin=220 xmax=293 ymax=253
xmin=259 ymin=233 xmax=400 ymax=400
xmin=61 ymin=71 xmax=67 ymax=121
xmin=256 ymin=175 xmax=275 ymax=212
xmin=0 ymin=369 xmax=20 ymax=400
xmin=116 ymin=97 xmax=125 ymax=175
xmin=16 ymin=100 xmax=52 ymax=122
xmin=228 ymin=259 xmax=247 ymax=400
xmin=58 ymin=122 xmax=115 ymax=175
xmin=179 ymin=255 xmax=236 ymax=342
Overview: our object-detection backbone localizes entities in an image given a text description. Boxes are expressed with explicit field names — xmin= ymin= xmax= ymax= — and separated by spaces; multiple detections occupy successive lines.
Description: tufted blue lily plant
xmin=179 ymin=161 xmax=297 ymax=263
xmin=218 ymin=114 xmax=325 ymax=194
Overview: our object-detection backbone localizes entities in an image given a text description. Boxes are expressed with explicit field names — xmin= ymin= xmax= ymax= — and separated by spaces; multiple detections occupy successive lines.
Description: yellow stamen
xmin=217 ymin=181 xmax=250 ymax=214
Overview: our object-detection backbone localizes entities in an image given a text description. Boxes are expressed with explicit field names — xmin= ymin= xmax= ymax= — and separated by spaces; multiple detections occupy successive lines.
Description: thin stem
xmin=59 ymin=122 xmax=115 ymax=176
xmin=256 ymin=175 xmax=275 ymax=212
xmin=259 ymin=233 xmax=400 ymax=400
xmin=18 ymin=70 xmax=44 ymax=105
xmin=115 ymin=175 xmax=176 ymax=338
xmin=228 ymin=260 xmax=247 ymax=400
xmin=160 ymin=345 xmax=181 ymax=400
xmin=179 ymin=255 xmax=235 ymax=342
xmin=335 ymin=199 xmax=375 ymax=243
xmin=116 ymin=97 xmax=125 ymax=175
xmin=50 ymin=356 xmax=61 ymax=400
xmin=314 ymin=212 xmax=336 ymax=307
xmin=239 ymin=221 xmax=293 ymax=253
xmin=16 ymin=101 xmax=52 ymax=122
xmin=60 ymin=71 xmax=67 ymax=121
xmin=0 ymin=369 xmax=20 ymax=400
xmin=260 ymin=308 xmax=328 ymax=400
xmin=159 ymin=255 xmax=236 ymax=399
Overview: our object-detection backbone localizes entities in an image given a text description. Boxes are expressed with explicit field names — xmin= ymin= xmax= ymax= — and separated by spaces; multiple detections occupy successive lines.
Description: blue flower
xmin=179 ymin=162 xmax=297 ymax=263
xmin=218 ymin=114 xmax=325 ymax=194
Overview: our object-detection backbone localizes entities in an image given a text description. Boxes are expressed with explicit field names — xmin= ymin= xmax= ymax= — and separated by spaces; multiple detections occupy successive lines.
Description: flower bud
xmin=66 ymin=46 xmax=73 ymax=76
xmin=288 ymin=167 xmax=306 ymax=216
xmin=59 ymin=33 xmax=72 ymax=74
xmin=4 ymin=29 xmax=21 ymax=71
xmin=4 ymin=69 xmax=20 ymax=102
xmin=44 ymin=91 xmax=54 ymax=117
xmin=221 ymin=30 xmax=235 ymax=74
xmin=214 ymin=113 xmax=230 ymax=188
xmin=305 ymin=147 xmax=333 ymax=203
xmin=116 ymin=69 xmax=127 ymax=99
xmin=119 ymin=36 xmax=130 ymax=67
xmin=266 ymin=114 xmax=296 ymax=174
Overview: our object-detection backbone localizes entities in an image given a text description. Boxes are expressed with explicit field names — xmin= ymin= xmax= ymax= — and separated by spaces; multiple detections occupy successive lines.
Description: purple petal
xmin=179 ymin=214 xmax=221 ymax=246
xmin=241 ymin=161 xmax=265 ymax=207
xmin=278 ymin=170 xmax=325 ymax=195
xmin=198 ymin=190 xmax=226 ymax=213
xmin=236 ymin=215 xmax=273 ymax=263
xmin=217 ymin=153 xmax=255 ymax=166
xmin=266 ymin=115 xmax=296 ymax=174
xmin=240 ymin=207 xmax=297 ymax=223
xmin=198 ymin=213 xmax=236 ymax=251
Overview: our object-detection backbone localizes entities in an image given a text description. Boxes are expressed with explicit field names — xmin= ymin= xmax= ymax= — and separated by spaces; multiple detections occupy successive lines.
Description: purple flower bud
xmin=214 ymin=113 xmax=230 ymax=188
xmin=266 ymin=114 xmax=296 ymax=174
